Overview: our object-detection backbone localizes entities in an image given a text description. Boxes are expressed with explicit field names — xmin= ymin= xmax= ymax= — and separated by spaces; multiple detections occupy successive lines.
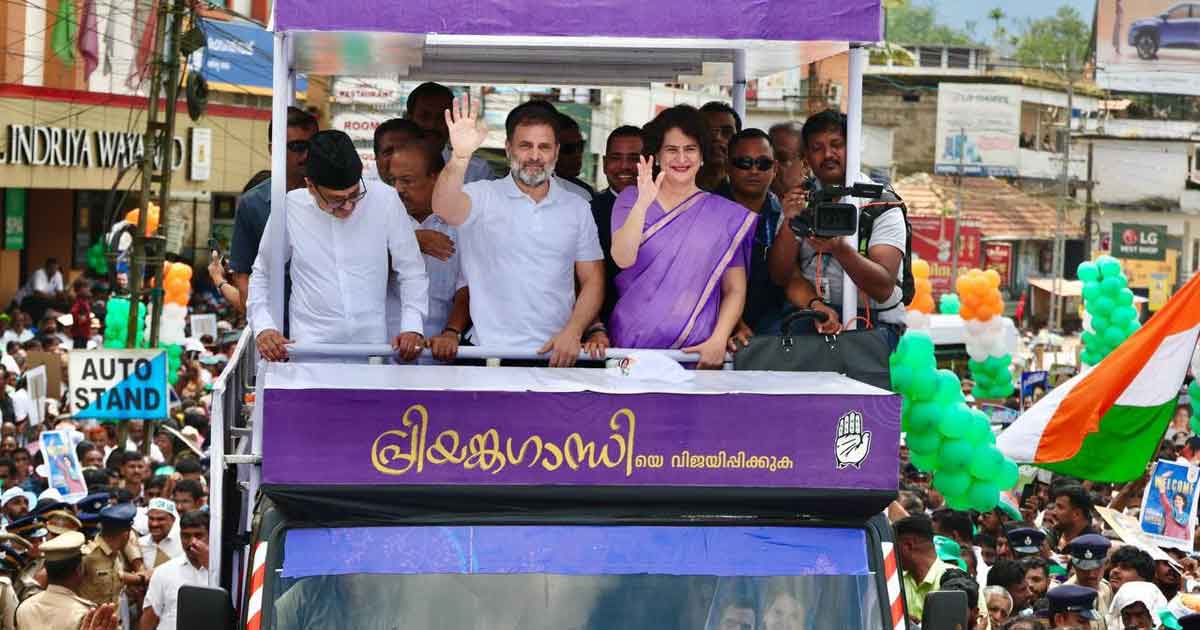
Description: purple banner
xmin=272 ymin=0 xmax=883 ymax=43
xmin=263 ymin=389 xmax=900 ymax=491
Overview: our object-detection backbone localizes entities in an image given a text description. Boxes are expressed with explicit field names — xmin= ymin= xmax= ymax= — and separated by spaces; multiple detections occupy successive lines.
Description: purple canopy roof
xmin=273 ymin=0 xmax=882 ymax=43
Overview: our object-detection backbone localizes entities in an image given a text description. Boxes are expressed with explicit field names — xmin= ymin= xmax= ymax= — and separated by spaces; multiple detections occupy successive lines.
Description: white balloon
xmin=163 ymin=303 xmax=188 ymax=319
xmin=965 ymin=320 xmax=987 ymax=337
xmin=967 ymin=342 xmax=989 ymax=363
xmin=906 ymin=310 xmax=931 ymax=331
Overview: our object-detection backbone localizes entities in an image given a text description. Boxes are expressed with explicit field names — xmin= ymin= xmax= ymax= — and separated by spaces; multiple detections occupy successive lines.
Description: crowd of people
xmin=0 ymin=259 xmax=227 ymax=628
xmin=892 ymin=409 xmax=1200 ymax=630
xmin=226 ymin=81 xmax=909 ymax=368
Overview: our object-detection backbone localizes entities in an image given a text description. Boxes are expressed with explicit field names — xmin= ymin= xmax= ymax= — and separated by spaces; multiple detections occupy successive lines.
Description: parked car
xmin=1129 ymin=2 xmax=1200 ymax=60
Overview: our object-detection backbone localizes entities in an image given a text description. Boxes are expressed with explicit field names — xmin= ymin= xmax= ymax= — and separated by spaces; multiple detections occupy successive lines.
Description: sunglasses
xmin=731 ymin=157 xmax=775 ymax=172
xmin=286 ymin=140 xmax=310 ymax=154
xmin=314 ymin=179 xmax=368 ymax=211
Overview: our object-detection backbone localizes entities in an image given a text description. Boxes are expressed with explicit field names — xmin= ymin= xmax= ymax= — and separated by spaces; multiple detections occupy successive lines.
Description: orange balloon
xmin=984 ymin=268 xmax=1001 ymax=289
xmin=125 ymin=205 xmax=161 ymax=236
xmin=912 ymin=259 xmax=931 ymax=280
xmin=959 ymin=304 xmax=976 ymax=320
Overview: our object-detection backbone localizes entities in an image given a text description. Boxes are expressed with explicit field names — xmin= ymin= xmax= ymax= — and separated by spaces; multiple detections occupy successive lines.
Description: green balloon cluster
xmin=1189 ymin=380 xmax=1200 ymax=435
xmin=939 ymin=293 xmax=961 ymax=315
xmin=1078 ymin=257 xmax=1140 ymax=366
xmin=102 ymin=298 xmax=147 ymax=349
xmin=164 ymin=343 xmax=182 ymax=385
xmin=86 ymin=241 xmax=108 ymax=275
xmin=891 ymin=331 xmax=1020 ymax=512
xmin=968 ymin=355 xmax=1014 ymax=400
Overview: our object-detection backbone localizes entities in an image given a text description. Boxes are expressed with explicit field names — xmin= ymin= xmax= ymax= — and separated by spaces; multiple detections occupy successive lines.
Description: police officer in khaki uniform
xmin=79 ymin=504 xmax=147 ymax=608
xmin=4 ymin=517 xmax=45 ymax=602
xmin=0 ymin=544 xmax=24 ymax=630
xmin=14 ymin=531 xmax=93 ymax=630
xmin=0 ymin=536 xmax=32 ymax=606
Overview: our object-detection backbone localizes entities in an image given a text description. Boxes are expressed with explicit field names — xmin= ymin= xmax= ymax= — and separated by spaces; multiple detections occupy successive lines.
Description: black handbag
xmin=732 ymin=310 xmax=894 ymax=390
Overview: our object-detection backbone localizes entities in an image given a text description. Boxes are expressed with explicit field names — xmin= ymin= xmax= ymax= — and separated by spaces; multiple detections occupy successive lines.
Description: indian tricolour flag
xmin=998 ymin=272 xmax=1200 ymax=482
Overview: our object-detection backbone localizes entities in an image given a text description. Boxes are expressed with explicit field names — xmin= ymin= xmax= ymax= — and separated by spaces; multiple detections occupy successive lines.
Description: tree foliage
xmin=1013 ymin=6 xmax=1091 ymax=68
xmin=885 ymin=2 xmax=979 ymax=46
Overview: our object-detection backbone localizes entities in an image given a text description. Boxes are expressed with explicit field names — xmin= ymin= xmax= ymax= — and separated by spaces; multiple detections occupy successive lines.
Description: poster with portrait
xmin=1140 ymin=460 xmax=1200 ymax=550
xmin=39 ymin=430 xmax=88 ymax=503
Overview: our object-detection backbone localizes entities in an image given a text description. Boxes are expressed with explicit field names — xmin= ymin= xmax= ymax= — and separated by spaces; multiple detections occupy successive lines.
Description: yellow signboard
xmin=1123 ymin=250 xmax=1177 ymax=289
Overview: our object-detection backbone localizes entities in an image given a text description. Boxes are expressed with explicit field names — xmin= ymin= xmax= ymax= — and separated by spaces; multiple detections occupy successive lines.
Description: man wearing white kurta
xmin=248 ymin=130 xmax=429 ymax=362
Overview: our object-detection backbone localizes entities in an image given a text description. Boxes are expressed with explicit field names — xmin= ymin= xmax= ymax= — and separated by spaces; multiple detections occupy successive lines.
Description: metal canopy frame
xmin=215 ymin=0 xmax=881 ymax=590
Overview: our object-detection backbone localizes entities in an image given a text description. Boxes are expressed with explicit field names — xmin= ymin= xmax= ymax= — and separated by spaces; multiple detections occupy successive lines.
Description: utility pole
xmin=1085 ymin=141 xmax=1095 ymax=254
xmin=951 ymin=127 xmax=965 ymax=289
xmin=1050 ymin=50 xmax=1074 ymax=333
xmin=124 ymin=0 xmax=189 ymax=455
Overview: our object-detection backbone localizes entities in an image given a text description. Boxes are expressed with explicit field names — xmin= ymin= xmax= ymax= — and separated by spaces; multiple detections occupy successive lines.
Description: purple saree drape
xmin=609 ymin=187 xmax=757 ymax=349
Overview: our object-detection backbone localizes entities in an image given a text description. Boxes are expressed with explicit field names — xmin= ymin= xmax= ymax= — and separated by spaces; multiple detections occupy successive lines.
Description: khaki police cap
xmin=46 ymin=510 xmax=82 ymax=535
xmin=0 ymin=534 xmax=31 ymax=554
xmin=41 ymin=530 xmax=86 ymax=562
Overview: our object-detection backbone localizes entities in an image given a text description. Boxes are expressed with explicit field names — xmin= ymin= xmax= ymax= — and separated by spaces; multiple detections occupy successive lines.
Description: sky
xmin=934 ymin=0 xmax=1096 ymax=36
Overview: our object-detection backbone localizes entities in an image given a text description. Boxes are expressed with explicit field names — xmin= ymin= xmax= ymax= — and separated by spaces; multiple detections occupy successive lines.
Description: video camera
xmin=789 ymin=181 xmax=886 ymax=239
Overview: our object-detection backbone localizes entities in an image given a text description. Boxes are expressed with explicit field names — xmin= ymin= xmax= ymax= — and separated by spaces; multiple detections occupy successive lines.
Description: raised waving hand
xmin=634 ymin=154 xmax=666 ymax=208
xmin=444 ymin=95 xmax=489 ymax=160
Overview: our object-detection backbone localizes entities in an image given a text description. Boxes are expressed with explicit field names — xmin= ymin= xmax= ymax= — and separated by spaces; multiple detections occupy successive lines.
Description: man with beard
xmin=0 ymin=488 xmax=27 ymax=527
xmin=767 ymin=110 xmax=907 ymax=347
xmin=248 ymin=130 xmax=429 ymax=362
xmin=590 ymin=125 xmax=642 ymax=324
xmin=432 ymin=97 xmax=604 ymax=367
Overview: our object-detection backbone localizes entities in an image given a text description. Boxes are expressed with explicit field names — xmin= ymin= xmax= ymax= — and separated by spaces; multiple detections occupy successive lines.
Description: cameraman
xmin=767 ymin=110 xmax=907 ymax=347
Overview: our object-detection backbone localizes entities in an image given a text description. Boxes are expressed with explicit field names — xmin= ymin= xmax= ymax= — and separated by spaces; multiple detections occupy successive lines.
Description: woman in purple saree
xmin=609 ymin=105 xmax=757 ymax=368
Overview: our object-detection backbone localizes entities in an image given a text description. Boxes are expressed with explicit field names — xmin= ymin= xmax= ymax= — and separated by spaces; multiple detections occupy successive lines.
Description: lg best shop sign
xmin=69 ymin=350 xmax=168 ymax=420
xmin=1113 ymin=223 xmax=1166 ymax=261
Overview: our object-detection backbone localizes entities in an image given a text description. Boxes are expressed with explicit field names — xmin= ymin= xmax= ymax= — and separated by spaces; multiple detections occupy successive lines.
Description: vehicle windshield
xmin=271 ymin=524 xmax=884 ymax=630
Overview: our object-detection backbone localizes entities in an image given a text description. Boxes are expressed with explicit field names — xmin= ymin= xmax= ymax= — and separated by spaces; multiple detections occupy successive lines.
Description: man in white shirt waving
xmin=140 ymin=510 xmax=209 ymax=630
xmin=432 ymin=97 xmax=605 ymax=367
xmin=248 ymin=130 xmax=429 ymax=362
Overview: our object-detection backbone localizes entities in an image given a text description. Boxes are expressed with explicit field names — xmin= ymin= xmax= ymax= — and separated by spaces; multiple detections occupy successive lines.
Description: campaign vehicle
xmin=1130 ymin=3 xmax=1200 ymax=60
xmin=181 ymin=1 xmax=968 ymax=628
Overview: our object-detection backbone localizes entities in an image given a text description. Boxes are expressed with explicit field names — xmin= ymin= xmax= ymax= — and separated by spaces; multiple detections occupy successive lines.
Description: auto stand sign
xmin=69 ymin=350 xmax=169 ymax=420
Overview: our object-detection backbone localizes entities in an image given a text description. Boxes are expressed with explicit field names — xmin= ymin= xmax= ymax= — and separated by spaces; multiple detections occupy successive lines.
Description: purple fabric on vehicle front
xmin=261 ymin=387 xmax=901 ymax=490
xmin=272 ymin=0 xmax=883 ymax=43
xmin=281 ymin=525 xmax=871 ymax=578
xmin=608 ymin=188 xmax=756 ymax=349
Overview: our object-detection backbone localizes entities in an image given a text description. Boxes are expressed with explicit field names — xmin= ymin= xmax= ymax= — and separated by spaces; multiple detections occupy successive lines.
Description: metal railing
xmin=287 ymin=343 xmax=712 ymax=365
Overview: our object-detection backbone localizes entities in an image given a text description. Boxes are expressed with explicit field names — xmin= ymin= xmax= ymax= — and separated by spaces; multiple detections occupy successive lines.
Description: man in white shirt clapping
xmin=247 ymin=130 xmax=430 ymax=362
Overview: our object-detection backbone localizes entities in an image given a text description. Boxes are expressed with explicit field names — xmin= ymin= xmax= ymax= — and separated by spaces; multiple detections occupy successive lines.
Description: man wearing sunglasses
xmin=247 ymin=131 xmax=429 ymax=363
xmin=229 ymin=107 xmax=318 ymax=314
xmin=721 ymin=129 xmax=789 ymax=341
